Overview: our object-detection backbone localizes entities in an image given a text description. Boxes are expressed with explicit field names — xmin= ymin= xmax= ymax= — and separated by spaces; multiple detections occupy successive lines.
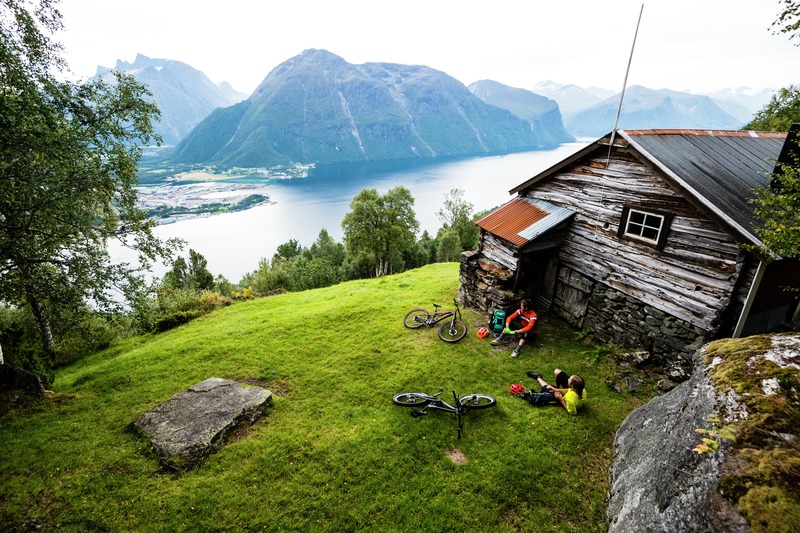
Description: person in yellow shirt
xmin=512 ymin=369 xmax=586 ymax=415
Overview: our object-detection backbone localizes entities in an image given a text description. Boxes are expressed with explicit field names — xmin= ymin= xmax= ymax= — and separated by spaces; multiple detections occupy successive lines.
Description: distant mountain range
xmin=532 ymin=80 xmax=614 ymax=116
xmin=533 ymin=80 xmax=775 ymax=136
xmin=94 ymin=54 xmax=247 ymax=145
xmin=467 ymin=80 xmax=574 ymax=145
xmin=96 ymin=52 xmax=779 ymax=168
xmin=563 ymin=85 xmax=748 ymax=136
xmin=166 ymin=49 xmax=567 ymax=169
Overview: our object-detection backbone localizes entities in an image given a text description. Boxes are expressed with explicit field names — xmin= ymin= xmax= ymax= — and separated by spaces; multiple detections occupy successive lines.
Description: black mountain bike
xmin=403 ymin=298 xmax=468 ymax=342
xmin=392 ymin=389 xmax=496 ymax=438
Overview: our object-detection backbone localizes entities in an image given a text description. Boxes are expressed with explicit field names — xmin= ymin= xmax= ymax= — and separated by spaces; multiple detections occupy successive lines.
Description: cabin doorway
xmin=516 ymin=249 xmax=559 ymax=311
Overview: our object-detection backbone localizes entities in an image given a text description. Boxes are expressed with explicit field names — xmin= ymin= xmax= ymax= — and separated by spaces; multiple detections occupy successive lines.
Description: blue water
xmin=124 ymin=142 xmax=589 ymax=281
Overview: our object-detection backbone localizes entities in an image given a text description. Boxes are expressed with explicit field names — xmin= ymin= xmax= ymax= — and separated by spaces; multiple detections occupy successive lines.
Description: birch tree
xmin=0 ymin=0 xmax=178 ymax=382
xmin=341 ymin=187 xmax=419 ymax=277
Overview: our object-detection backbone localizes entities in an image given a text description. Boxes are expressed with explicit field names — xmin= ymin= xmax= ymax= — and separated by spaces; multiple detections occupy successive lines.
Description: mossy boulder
xmin=607 ymin=333 xmax=800 ymax=532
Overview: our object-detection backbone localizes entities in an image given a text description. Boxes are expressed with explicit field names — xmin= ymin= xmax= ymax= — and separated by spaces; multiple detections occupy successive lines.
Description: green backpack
xmin=489 ymin=310 xmax=506 ymax=333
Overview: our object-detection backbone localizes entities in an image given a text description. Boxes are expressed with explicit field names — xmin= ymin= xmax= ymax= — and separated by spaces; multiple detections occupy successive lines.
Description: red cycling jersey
xmin=506 ymin=307 xmax=538 ymax=334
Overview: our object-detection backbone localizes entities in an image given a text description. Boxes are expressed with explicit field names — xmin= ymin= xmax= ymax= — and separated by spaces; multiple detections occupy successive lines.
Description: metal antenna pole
xmin=607 ymin=3 xmax=645 ymax=156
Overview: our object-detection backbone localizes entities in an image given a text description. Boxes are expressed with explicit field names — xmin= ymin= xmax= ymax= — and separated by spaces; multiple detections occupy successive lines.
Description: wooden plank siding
xmin=525 ymin=149 xmax=746 ymax=332
xmin=479 ymin=232 xmax=520 ymax=271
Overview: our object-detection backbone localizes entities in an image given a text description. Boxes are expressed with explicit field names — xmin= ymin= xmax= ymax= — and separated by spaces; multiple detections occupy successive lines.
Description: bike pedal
xmin=410 ymin=409 xmax=428 ymax=418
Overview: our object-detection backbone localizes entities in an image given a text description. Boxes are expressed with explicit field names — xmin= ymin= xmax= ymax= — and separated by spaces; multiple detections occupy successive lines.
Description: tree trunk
xmin=25 ymin=287 xmax=56 ymax=367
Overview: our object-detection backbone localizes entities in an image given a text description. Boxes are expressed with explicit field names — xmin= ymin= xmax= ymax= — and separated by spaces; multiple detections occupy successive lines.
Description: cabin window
xmin=617 ymin=206 xmax=673 ymax=251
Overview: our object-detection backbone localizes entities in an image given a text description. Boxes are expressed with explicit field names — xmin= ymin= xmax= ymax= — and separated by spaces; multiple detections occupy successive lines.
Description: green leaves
xmin=693 ymin=415 xmax=736 ymax=455
xmin=771 ymin=0 xmax=800 ymax=44
xmin=0 ymin=0 xmax=176 ymax=378
xmin=748 ymin=138 xmax=800 ymax=259
xmin=341 ymin=186 xmax=419 ymax=277
xmin=744 ymin=85 xmax=800 ymax=132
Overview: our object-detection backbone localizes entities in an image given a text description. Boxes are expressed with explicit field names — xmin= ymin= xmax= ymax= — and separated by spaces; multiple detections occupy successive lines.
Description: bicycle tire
xmin=392 ymin=392 xmax=432 ymax=407
xmin=403 ymin=308 xmax=429 ymax=329
xmin=458 ymin=394 xmax=496 ymax=410
xmin=438 ymin=319 xmax=467 ymax=342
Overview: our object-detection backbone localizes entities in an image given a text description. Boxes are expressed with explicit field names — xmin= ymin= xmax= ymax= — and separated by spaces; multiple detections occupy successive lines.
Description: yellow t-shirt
xmin=563 ymin=388 xmax=586 ymax=415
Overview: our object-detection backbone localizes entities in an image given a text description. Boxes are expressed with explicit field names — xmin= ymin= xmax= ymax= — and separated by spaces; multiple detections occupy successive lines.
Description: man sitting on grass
xmin=490 ymin=298 xmax=538 ymax=358
xmin=511 ymin=369 xmax=586 ymax=415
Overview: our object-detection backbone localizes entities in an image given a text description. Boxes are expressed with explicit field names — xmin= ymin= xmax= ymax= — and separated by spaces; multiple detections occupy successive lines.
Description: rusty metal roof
xmin=511 ymin=129 xmax=789 ymax=245
xmin=476 ymin=197 xmax=575 ymax=247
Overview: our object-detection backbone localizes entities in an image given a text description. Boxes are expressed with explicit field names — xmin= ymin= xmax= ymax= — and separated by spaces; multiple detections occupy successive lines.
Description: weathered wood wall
xmin=525 ymin=148 xmax=746 ymax=334
xmin=478 ymin=233 xmax=519 ymax=271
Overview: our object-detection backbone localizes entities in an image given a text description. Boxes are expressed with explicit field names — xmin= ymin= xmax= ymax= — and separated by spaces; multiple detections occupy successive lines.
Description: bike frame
xmin=421 ymin=303 xmax=460 ymax=327
xmin=393 ymin=388 xmax=496 ymax=438
xmin=411 ymin=390 xmax=467 ymax=438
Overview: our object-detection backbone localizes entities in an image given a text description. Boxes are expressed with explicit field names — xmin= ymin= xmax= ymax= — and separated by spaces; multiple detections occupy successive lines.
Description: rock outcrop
xmin=130 ymin=377 xmax=272 ymax=471
xmin=607 ymin=333 xmax=800 ymax=532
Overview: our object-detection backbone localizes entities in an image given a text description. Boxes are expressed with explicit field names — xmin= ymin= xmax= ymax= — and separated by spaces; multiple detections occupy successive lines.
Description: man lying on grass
xmin=510 ymin=369 xmax=587 ymax=415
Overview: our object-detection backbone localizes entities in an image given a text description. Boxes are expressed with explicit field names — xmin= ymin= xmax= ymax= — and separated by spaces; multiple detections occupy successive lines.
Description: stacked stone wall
xmin=458 ymin=251 xmax=522 ymax=317
xmin=582 ymin=284 xmax=708 ymax=379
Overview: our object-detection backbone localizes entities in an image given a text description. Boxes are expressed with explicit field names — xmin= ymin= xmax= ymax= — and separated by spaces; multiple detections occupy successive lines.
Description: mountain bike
xmin=392 ymin=389 xmax=496 ymax=439
xmin=403 ymin=298 xmax=468 ymax=342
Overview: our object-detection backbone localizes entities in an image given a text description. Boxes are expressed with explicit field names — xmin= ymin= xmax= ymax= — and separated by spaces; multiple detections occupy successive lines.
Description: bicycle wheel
xmin=458 ymin=394 xmax=496 ymax=409
xmin=392 ymin=392 xmax=432 ymax=407
xmin=403 ymin=308 xmax=429 ymax=329
xmin=438 ymin=319 xmax=467 ymax=342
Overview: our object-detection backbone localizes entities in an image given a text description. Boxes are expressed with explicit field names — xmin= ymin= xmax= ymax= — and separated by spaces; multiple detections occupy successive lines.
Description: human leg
xmin=554 ymin=369 xmax=569 ymax=389
xmin=523 ymin=389 xmax=558 ymax=406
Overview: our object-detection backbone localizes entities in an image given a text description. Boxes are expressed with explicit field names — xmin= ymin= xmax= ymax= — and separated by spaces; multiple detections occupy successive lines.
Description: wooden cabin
xmin=459 ymin=128 xmax=800 ymax=375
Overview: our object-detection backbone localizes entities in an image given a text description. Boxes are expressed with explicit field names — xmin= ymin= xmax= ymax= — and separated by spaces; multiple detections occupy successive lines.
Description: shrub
xmin=154 ymin=310 xmax=204 ymax=332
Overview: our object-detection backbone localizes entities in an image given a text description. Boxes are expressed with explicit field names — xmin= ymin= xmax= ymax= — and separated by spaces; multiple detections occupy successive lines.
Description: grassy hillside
xmin=0 ymin=263 xmax=650 ymax=531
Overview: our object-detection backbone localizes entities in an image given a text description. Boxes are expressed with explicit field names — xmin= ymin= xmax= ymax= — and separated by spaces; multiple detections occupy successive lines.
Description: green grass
xmin=0 ymin=263 xmax=651 ymax=531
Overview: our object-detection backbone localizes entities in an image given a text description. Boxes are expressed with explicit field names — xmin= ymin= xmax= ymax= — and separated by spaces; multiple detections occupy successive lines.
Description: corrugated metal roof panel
xmin=620 ymin=129 xmax=787 ymax=239
xmin=517 ymin=198 xmax=576 ymax=242
xmin=476 ymin=197 xmax=575 ymax=247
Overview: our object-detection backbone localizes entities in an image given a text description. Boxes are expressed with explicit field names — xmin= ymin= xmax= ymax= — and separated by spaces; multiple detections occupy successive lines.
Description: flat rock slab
xmin=131 ymin=377 xmax=272 ymax=471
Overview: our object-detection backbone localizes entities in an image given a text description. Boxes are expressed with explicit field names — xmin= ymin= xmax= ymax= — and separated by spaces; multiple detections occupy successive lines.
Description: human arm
xmin=554 ymin=390 xmax=579 ymax=415
xmin=516 ymin=310 xmax=538 ymax=334
xmin=504 ymin=310 xmax=520 ymax=329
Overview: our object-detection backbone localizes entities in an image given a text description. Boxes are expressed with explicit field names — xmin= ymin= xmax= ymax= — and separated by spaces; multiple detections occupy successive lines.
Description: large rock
xmin=606 ymin=351 xmax=746 ymax=532
xmin=607 ymin=333 xmax=800 ymax=532
xmin=131 ymin=378 xmax=272 ymax=471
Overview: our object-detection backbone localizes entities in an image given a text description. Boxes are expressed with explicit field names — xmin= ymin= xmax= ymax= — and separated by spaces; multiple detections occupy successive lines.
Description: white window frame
xmin=623 ymin=208 xmax=664 ymax=244
xmin=617 ymin=206 xmax=673 ymax=251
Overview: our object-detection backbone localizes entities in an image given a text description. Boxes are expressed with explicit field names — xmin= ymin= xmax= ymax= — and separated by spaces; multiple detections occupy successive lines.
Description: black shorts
xmin=554 ymin=370 xmax=569 ymax=389
xmin=509 ymin=319 xmax=537 ymax=340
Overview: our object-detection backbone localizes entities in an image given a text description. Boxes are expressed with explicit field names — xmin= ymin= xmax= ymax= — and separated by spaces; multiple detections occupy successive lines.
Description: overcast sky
xmin=57 ymin=0 xmax=798 ymax=96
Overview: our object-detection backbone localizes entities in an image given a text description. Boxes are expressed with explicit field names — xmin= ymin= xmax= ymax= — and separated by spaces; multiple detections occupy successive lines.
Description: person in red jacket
xmin=491 ymin=298 xmax=538 ymax=357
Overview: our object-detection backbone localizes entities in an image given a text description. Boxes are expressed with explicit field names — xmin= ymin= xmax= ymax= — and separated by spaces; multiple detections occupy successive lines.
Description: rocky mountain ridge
xmin=564 ymin=85 xmax=746 ymax=136
xmin=535 ymin=80 xmax=775 ymax=134
xmin=93 ymin=54 xmax=247 ymax=145
xmin=166 ymin=49 xmax=566 ymax=169
xmin=467 ymin=80 xmax=575 ymax=146
xmin=99 ymin=52 xmax=779 ymax=165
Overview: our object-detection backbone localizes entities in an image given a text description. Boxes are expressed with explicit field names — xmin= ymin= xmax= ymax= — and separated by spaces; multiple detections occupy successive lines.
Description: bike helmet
xmin=509 ymin=383 xmax=525 ymax=397
xmin=476 ymin=326 xmax=489 ymax=338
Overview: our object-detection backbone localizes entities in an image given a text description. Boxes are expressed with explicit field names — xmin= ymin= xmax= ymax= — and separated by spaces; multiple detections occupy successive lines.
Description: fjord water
xmin=139 ymin=142 xmax=589 ymax=281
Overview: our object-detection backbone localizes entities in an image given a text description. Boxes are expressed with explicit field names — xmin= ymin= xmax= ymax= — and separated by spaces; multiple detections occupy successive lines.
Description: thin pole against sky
xmin=607 ymin=3 xmax=645 ymax=156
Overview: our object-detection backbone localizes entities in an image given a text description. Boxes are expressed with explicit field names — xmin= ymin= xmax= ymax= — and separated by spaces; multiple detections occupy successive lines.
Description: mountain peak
xmin=170 ymin=51 xmax=573 ymax=169
xmin=94 ymin=55 xmax=247 ymax=145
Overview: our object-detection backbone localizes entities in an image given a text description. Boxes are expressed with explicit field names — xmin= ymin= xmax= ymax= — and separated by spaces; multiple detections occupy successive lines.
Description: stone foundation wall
xmin=458 ymin=251 xmax=522 ymax=317
xmin=582 ymin=283 xmax=708 ymax=379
